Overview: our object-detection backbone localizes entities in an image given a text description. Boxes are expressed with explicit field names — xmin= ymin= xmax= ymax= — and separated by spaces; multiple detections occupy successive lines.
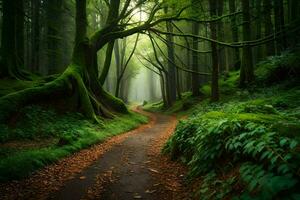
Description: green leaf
xmin=279 ymin=138 xmax=288 ymax=147
xmin=290 ymin=140 xmax=298 ymax=149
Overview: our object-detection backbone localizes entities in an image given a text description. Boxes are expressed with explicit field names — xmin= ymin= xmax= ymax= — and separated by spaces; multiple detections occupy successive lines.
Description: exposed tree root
xmin=0 ymin=64 xmax=128 ymax=123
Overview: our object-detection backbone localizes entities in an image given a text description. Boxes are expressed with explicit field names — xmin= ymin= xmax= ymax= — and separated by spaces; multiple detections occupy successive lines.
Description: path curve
xmin=0 ymin=109 xmax=189 ymax=200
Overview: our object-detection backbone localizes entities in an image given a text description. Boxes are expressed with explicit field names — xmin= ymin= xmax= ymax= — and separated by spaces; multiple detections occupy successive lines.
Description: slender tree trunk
xmin=255 ymin=0 xmax=263 ymax=62
xmin=166 ymin=19 xmax=177 ymax=103
xmin=209 ymin=0 xmax=219 ymax=101
xmin=240 ymin=0 xmax=254 ymax=87
xmin=191 ymin=22 xmax=201 ymax=96
xmin=46 ymin=0 xmax=63 ymax=74
xmin=217 ymin=0 xmax=226 ymax=73
xmin=0 ymin=0 xmax=24 ymax=78
xmin=229 ymin=0 xmax=240 ymax=67
xmin=263 ymin=0 xmax=275 ymax=56
xmin=16 ymin=0 xmax=24 ymax=68
xmin=159 ymin=71 xmax=167 ymax=107
xmin=274 ymin=0 xmax=287 ymax=54
xmin=31 ymin=0 xmax=40 ymax=72
xmin=288 ymin=0 xmax=300 ymax=46
xmin=99 ymin=0 xmax=121 ymax=85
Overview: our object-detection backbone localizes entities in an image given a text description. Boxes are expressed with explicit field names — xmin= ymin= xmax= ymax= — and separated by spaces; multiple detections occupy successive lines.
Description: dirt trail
xmin=0 ymin=109 xmax=190 ymax=200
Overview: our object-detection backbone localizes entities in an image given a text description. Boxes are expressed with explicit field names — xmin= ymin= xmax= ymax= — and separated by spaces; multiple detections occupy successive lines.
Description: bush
xmin=255 ymin=51 xmax=300 ymax=85
xmin=164 ymin=97 xmax=300 ymax=199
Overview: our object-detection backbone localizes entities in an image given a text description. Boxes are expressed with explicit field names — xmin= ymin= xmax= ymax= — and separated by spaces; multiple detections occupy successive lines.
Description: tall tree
xmin=217 ymin=0 xmax=226 ymax=72
xmin=0 ymin=0 xmax=24 ymax=78
xmin=16 ymin=0 xmax=25 ymax=68
xmin=99 ymin=0 xmax=121 ymax=85
xmin=46 ymin=0 xmax=63 ymax=74
xmin=165 ymin=7 xmax=177 ymax=104
xmin=240 ymin=0 xmax=254 ymax=86
xmin=191 ymin=21 xmax=201 ymax=96
xmin=263 ymin=0 xmax=275 ymax=56
xmin=274 ymin=0 xmax=286 ymax=53
xmin=254 ymin=0 xmax=263 ymax=62
xmin=229 ymin=0 xmax=240 ymax=68
xmin=209 ymin=0 xmax=219 ymax=101
xmin=31 ymin=0 xmax=41 ymax=72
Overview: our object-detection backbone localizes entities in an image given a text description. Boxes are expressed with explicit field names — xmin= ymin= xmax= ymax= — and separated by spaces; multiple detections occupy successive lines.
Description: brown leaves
xmin=0 ymin=112 xmax=155 ymax=200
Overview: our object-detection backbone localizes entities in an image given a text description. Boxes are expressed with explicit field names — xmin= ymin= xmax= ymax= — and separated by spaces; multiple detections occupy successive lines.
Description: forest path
xmin=51 ymin=108 xmax=189 ymax=200
xmin=0 ymin=108 xmax=189 ymax=200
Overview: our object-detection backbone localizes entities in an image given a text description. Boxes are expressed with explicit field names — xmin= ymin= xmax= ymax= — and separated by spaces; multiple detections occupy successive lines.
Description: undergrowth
xmin=163 ymin=51 xmax=300 ymax=199
xmin=0 ymin=105 xmax=147 ymax=181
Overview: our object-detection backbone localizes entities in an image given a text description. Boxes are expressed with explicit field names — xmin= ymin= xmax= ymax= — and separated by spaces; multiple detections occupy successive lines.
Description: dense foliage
xmin=163 ymin=52 xmax=300 ymax=199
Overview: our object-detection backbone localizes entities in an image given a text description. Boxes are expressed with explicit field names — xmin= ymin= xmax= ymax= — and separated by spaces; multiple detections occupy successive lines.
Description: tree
xmin=99 ymin=0 xmax=121 ymax=85
xmin=263 ymin=0 xmax=275 ymax=56
xmin=191 ymin=21 xmax=201 ymax=96
xmin=209 ymin=0 xmax=219 ymax=101
xmin=229 ymin=0 xmax=240 ymax=65
xmin=240 ymin=0 xmax=254 ymax=86
xmin=0 ymin=0 xmax=25 ymax=78
xmin=165 ymin=7 xmax=177 ymax=104
xmin=274 ymin=0 xmax=286 ymax=53
xmin=31 ymin=0 xmax=41 ymax=72
xmin=0 ymin=0 xmax=190 ymax=122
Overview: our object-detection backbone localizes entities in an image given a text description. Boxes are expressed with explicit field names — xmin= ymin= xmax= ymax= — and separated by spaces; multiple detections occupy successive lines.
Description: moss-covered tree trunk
xmin=0 ymin=0 xmax=128 ymax=123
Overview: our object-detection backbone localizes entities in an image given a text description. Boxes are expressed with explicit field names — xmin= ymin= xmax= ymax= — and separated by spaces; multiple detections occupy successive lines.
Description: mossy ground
xmin=0 ymin=104 xmax=147 ymax=181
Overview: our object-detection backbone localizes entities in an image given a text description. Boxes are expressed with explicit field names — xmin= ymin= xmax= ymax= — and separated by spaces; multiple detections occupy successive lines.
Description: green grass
xmin=0 ymin=106 xmax=147 ymax=181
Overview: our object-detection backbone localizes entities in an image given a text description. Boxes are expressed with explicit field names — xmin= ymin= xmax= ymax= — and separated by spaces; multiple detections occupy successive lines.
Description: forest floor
xmin=0 ymin=108 xmax=191 ymax=200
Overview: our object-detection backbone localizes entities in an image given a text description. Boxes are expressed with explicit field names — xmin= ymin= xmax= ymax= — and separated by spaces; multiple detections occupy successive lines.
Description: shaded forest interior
xmin=0 ymin=0 xmax=300 ymax=199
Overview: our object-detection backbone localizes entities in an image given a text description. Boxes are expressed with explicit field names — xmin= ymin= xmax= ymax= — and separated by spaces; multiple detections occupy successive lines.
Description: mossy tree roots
xmin=0 ymin=61 xmax=128 ymax=123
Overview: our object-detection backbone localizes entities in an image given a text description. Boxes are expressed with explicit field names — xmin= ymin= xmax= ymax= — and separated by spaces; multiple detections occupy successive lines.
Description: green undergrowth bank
xmin=0 ymin=106 xmax=147 ymax=181
xmin=143 ymin=92 xmax=200 ymax=117
xmin=159 ymin=51 xmax=300 ymax=199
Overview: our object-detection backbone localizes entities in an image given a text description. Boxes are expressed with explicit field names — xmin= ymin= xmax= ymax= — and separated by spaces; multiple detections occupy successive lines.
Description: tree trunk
xmin=274 ymin=0 xmax=287 ymax=54
xmin=16 ymin=0 xmax=24 ymax=69
xmin=166 ymin=20 xmax=177 ymax=103
xmin=217 ymin=0 xmax=226 ymax=73
xmin=0 ymin=0 xmax=128 ymax=123
xmin=229 ymin=0 xmax=240 ymax=66
xmin=0 ymin=0 xmax=24 ymax=78
xmin=209 ymin=0 xmax=219 ymax=101
xmin=99 ymin=0 xmax=121 ymax=85
xmin=255 ymin=0 xmax=263 ymax=62
xmin=191 ymin=21 xmax=201 ymax=96
xmin=288 ymin=0 xmax=300 ymax=47
xmin=46 ymin=0 xmax=63 ymax=74
xmin=263 ymin=0 xmax=275 ymax=56
xmin=31 ymin=0 xmax=41 ymax=72
xmin=99 ymin=41 xmax=115 ymax=85
xmin=240 ymin=0 xmax=254 ymax=87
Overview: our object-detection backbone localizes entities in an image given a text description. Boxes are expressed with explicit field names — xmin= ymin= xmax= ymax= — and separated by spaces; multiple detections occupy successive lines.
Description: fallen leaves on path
xmin=146 ymin=114 xmax=192 ymax=200
xmin=0 ymin=109 xmax=156 ymax=200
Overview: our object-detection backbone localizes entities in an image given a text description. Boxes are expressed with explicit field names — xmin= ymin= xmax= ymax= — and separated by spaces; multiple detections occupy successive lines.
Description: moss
xmin=0 ymin=78 xmax=41 ymax=97
xmin=0 ymin=63 xmax=127 ymax=123
xmin=202 ymin=111 xmax=226 ymax=119
xmin=0 ymin=109 xmax=147 ymax=181
xmin=101 ymin=87 xmax=128 ymax=114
